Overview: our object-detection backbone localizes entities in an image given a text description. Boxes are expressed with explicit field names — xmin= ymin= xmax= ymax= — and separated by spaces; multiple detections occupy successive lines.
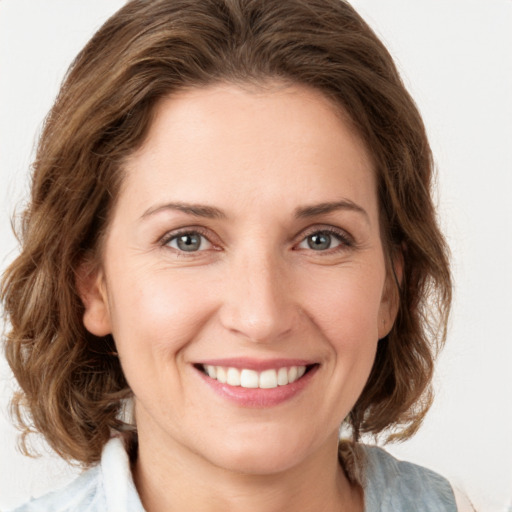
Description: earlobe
xmin=76 ymin=262 xmax=112 ymax=337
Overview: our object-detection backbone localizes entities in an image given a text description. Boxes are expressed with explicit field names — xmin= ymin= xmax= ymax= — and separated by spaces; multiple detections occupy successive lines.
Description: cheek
xmin=298 ymin=264 xmax=385 ymax=400
xmin=300 ymin=265 xmax=385 ymax=346
xmin=107 ymin=265 xmax=217 ymax=358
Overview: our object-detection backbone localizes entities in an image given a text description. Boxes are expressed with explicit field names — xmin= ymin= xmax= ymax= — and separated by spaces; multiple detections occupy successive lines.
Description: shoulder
xmin=452 ymin=486 xmax=477 ymax=512
xmin=6 ymin=465 xmax=102 ymax=512
xmin=7 ymin=437 xmax=143 ymax=512
xmin=360 ymin=445 xmax=458 ymax=512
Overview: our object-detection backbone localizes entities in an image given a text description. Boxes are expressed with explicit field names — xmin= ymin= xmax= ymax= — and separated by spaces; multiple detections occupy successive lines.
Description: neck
xmin=133 ymin=421 xmax=363 ymax=512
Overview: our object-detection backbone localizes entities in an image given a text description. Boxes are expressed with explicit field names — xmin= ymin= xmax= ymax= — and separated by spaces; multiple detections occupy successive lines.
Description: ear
xmin=378 ymin=249 xmax=403 ymax=339
xmin=76 ymin=261 xmax=112 ymax=337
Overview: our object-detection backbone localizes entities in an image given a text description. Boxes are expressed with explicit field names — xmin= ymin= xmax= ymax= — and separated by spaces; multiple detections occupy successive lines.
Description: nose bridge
xmin=220 ymin=242 xmax=295 ymax=343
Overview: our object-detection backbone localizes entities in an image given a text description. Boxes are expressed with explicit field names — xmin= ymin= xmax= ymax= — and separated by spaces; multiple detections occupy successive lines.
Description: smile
xmin=200 ymin=364 xmax=308 ymax=389
xmin=194 ymin=360 xmax=319 ymax=407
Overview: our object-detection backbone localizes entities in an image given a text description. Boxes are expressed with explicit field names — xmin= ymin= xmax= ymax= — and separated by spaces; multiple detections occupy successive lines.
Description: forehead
xmin=119 ymin=82 xmax=377 ymax=220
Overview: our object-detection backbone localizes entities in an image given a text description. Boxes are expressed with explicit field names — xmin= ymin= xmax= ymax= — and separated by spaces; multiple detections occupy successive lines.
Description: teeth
xmin=202 ymin=365 xmax=308 ymax=388
xmin=277 ymin=367 xmax=289 ymax=385
xmin=205 ymin=365 xmax=217 ymax=378
xmin=240 ymin=369 xmax=259 ymax=388
xmin=259 ymin=369 xmax=278 ymax=389
xmin=226 ymin=367 xmax=241 ymax=386
xmin=216 ymin=367 xmax=227 ymax=384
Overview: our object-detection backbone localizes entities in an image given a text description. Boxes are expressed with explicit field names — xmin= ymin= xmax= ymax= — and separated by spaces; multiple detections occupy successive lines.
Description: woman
xmin=1 ymin=0 xmax=473 ymax=510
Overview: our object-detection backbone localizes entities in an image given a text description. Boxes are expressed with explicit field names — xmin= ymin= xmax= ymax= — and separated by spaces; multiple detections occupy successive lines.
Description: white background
xmin=1 ymin=1 xmax=511 ymax=511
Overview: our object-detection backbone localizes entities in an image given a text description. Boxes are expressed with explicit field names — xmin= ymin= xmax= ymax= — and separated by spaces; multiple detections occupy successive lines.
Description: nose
xmin=218 ymin=248 xmax=298 ymax=344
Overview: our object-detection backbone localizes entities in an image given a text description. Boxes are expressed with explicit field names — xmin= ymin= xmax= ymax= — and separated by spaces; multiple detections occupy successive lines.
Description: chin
xmin=213 ymin=449 xmax=304 ymax=476
xmin=201 ymin=428 xmax=319 ymax=476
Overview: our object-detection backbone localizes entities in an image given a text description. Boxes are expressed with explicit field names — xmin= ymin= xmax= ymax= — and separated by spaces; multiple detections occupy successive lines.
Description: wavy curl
xmin=1 ymin=0 xmax=451 ymax=465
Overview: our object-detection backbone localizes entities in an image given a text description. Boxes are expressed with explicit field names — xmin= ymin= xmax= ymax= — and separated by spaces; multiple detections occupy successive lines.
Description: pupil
xmin=177 ymin=234 xmax=200 ymax=251
xmin=308 ymin=233 xmax=331 ymax=250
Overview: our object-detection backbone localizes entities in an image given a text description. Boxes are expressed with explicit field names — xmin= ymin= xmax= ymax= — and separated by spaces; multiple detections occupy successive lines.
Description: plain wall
xmin=1 ymin=1 xmax=511 ymax=511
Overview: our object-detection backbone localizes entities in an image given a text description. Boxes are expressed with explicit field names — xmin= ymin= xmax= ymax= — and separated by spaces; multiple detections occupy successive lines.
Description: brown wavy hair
xmin=1 ymin=0 xmax=451 ymax=466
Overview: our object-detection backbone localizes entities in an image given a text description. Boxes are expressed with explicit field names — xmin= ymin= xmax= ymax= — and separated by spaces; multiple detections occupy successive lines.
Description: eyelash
xmin=159 ymin=227 xmax=214 ymax=250
xmin=159 ymin=226 xmax=355 ymax=255
xmin=297 ymin=227 xmax=354 ymax=253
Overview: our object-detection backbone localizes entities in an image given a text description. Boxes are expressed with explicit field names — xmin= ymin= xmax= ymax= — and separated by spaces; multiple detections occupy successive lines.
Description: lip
xmin=195 ymin=357 xmax=315 ymax=371
xmin=193 ymin=359 xmax=319 ymax=408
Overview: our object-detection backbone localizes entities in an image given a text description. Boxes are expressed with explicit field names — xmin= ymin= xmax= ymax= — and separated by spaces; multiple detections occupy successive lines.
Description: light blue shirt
xmin=10 ymin=437 xmax=457 ymax=511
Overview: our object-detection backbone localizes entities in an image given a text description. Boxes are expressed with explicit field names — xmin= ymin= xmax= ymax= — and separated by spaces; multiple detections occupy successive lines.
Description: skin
xmin=79 ymin=82 xmax=399 ymax=512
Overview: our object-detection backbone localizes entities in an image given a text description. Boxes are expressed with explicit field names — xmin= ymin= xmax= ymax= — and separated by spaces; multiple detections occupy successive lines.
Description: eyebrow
xmin=140 ymin=202 xmax=227 ymax=220
xmin=295 ymin=200 xmax=370 ymax=223
xmin=140 ymin=199 xmax=369 ymax=223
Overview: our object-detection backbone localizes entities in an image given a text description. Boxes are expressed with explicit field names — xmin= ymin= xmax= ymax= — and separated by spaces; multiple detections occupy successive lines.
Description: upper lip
xmin=193 ymin=357 xmax=317 ymax=371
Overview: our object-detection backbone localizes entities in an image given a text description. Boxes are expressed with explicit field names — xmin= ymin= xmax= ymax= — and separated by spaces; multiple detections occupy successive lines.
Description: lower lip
xmin=195 ymin=365 xmax=319 ymax=408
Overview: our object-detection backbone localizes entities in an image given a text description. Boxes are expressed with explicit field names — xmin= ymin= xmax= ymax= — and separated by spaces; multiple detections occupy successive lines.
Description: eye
xmin=297 ymin=229 xmax=352 ymax=252
xmin=165 ymin=231 xmax=212 ymax=252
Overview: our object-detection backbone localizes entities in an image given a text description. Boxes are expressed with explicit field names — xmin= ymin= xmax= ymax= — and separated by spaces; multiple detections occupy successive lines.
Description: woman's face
xmin=82 ymin=83 xmax=398 ymax=474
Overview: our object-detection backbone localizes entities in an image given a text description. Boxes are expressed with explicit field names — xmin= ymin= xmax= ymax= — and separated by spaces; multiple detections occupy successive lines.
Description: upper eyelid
xmin=297 ymin=224 xmax=354 ymax=242
xmin=293 ymin=230 xmax=355 ymax=257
